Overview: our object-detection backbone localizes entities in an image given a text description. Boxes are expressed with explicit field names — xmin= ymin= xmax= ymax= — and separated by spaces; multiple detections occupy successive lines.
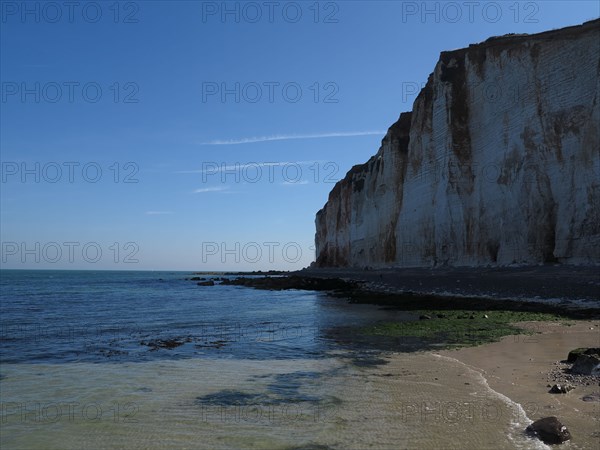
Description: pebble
xmin=546 ymin=365 xmax=599 ymax=392
xmin=581 ymin=393 xmax=600 ymax=402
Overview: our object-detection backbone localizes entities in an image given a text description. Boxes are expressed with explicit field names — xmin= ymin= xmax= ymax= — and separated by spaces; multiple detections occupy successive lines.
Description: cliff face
xmin=315 ymin=20 xmax=600 ymax=268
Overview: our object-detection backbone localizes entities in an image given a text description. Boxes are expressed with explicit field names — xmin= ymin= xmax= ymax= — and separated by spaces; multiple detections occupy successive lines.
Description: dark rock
xmin=219 ymin=275 xmax=359 ymax=292
xmin=419 ymin=315 xmax=432 ymax=320
xmin=525 ymin=417 xmax=571 ymax=444
xmin=571 ymin=354 xmax=600 ymax=375
xmin=567 ymin=348 xmax=600 ymax=363
xmin=190 ymin=277 xmax=204 ymax=281
xmin=549 ymin=384 xmax=574 ymax=394
xmin=197 ymin=280 xmax=215 ymax=286
xmin=567 ymin=348 xmax=586 ymax=362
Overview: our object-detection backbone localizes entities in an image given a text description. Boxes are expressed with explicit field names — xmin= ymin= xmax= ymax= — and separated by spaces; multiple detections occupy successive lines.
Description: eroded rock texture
xmin=315 ymin=20 xmax=600 ymax=268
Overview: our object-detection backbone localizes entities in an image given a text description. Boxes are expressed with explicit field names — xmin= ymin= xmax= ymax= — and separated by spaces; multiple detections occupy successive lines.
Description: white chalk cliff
xmin=315 ymin=19 xmax=600 ymax=268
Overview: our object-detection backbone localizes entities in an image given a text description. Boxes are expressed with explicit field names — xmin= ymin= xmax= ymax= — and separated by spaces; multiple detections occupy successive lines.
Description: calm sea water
xmin=0 ymin=270 xmax=547 ymax=449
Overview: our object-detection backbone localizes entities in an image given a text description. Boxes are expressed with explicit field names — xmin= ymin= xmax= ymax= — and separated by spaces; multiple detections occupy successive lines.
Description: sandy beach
xmin=219 ymin=266 xmax=600 ymax=446
xmin=438 ymin=320 xmax=600 ymax=448
xmin=287 ymin=267 xmax=600 ymax=447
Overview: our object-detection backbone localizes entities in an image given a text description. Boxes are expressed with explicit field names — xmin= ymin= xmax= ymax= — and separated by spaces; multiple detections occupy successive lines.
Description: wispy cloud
xmin=192 ymin=186 xmax=230 ymax=194
xmin=178 ymin=160 xmax=319 ymax=174
xmin=282 ymin=180 xmax=310 ymax=186
xmin=145 ymin=211 xmax=174 ymax=215
xmin=198 ymin=130 xmax=386 ymax=146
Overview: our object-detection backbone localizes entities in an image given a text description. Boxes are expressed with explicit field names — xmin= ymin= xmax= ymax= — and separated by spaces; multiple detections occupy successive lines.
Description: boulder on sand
xmin=549 ymin=384 xmax=574 ymax=394
xmin=571 ymin=354 xmax=600 ymax=375
xmin=567 ymin=348 xmax=600 ymax=363
xmin=526 ymin=417 xmax=571 ymax=445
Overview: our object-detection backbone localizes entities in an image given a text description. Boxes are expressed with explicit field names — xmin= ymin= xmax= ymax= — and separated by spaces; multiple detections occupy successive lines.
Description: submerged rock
xmin=141 ymin=339 xmax=186 ymax=350
xmin=526 ymin=417 xmax=571 ymax=445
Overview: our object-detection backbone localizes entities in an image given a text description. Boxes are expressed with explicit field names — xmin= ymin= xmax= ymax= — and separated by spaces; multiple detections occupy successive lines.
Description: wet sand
xmin=438 ymin=320 xmax=600 ymax=449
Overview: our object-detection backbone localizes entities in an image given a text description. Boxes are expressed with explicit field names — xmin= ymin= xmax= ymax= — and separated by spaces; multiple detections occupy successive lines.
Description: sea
xmin=0 ymin=270 xmax=550 ymax=449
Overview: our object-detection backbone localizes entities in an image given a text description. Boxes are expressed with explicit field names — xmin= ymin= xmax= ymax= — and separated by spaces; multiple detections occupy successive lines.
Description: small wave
xmin=432 ymin=354 xmax=551 ymax=450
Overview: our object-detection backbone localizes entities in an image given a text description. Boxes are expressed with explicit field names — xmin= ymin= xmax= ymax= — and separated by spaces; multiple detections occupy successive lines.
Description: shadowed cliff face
xmin=315 ymin=19 xmax=600 ymax=268
xmin=315 ymin=113 xmax=412 ymax=267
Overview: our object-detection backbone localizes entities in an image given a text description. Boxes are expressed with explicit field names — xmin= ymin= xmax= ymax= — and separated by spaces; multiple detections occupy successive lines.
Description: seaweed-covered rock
xmin=220 ymin=275 xmax=359 ymax=292
xmin=567 ymin=348 xmax=600 ymax=363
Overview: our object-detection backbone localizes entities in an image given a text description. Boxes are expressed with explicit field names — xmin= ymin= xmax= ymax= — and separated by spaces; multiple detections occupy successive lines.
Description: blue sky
xmin=1 ymin=1 xmax=598 ymax=271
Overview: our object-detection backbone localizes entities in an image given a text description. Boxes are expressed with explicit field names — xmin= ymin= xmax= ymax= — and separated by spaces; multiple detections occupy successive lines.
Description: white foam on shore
xmin=432 ymin=353 xmax=551 ymax=450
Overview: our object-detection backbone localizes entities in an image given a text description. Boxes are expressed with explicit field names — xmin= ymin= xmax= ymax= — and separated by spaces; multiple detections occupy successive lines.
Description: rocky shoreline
xmin=191 ymin=266 xmax=600 ymax=319
xmin=547 ymin=348 xmax=600 ymax=393
xmin=298 ymin=265 xmax=600 ymax=309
